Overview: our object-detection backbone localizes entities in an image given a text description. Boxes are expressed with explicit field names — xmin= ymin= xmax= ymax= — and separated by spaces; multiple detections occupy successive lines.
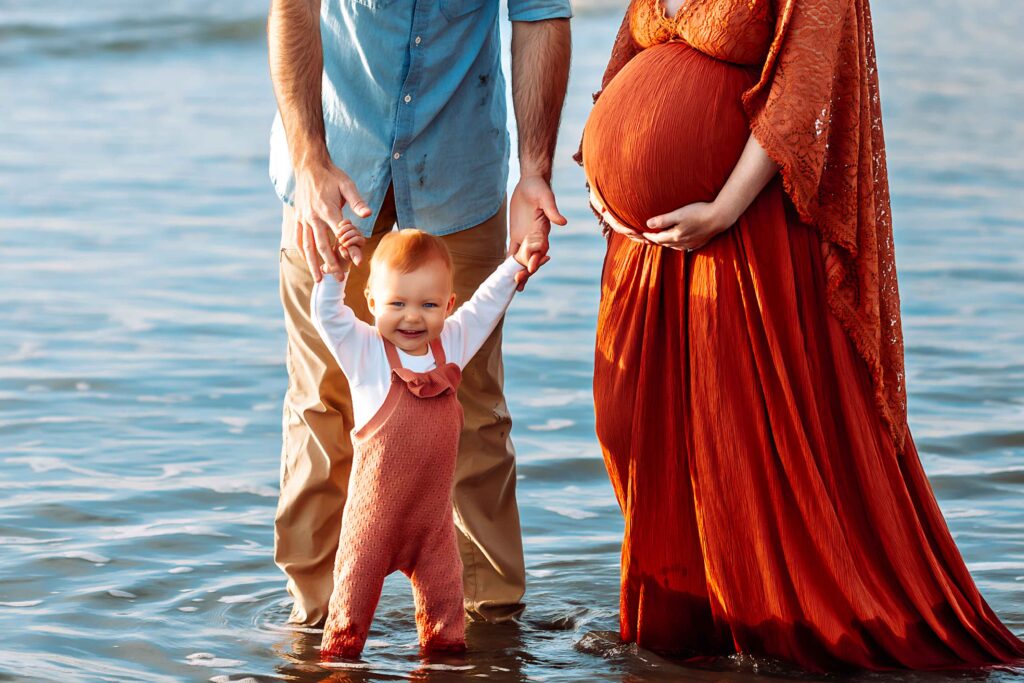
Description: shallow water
xmin=1 ymin=1 xmax=1023 ymax=681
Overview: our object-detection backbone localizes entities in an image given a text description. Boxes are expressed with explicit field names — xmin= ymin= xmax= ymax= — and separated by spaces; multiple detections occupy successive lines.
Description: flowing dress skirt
xmin=593 ymin=181 xmax=1024 ymax=671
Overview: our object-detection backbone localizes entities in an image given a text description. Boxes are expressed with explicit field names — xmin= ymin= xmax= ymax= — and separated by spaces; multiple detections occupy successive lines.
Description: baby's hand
xmin=322 ymin=220 xmax=366 ymax=276
xmin=513 ymin=230 xmax=551 ymax=282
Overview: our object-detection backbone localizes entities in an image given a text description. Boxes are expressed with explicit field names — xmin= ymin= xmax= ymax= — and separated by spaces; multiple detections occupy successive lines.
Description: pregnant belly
xmin=582 ymin=42 xmax=758 ymax=232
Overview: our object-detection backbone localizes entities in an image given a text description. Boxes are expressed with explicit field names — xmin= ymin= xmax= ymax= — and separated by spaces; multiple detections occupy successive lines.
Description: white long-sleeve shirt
xmin=311 ymin=256 xmax=525 ymax=432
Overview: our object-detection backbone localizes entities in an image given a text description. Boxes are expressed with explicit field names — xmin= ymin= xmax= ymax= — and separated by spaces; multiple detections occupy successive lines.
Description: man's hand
xmin=292 ymin=162 xmax=372 ymax=282
xmin=508 ymin=175 xmax=566 ymax=291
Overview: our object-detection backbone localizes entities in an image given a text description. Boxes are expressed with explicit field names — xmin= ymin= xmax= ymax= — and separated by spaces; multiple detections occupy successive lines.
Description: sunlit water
xmin=1 ymin=1 xmax=1023 ymax=681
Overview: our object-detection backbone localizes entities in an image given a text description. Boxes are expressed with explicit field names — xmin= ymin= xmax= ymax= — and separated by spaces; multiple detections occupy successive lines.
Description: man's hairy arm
xmin=511 ymin=18 xmax=571 ymax=182
xmin=268 ymin=0 xmax=369 ymax=281
xmin=508 ymin=18 xmax=571 ymax=290
xmin=268 ymin=0 xmax=327 ymax=171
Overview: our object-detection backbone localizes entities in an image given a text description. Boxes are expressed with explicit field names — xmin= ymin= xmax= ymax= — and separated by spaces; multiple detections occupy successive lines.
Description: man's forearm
xmin=268 ymin=0 xmax=329 ymax=170
xmin=511 ymin=19 xmax=571 ymax=181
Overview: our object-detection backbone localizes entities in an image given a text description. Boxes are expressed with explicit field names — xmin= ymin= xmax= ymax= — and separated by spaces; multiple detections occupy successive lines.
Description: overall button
xmin=414 ymin=36 xmax=422 ymax=45
xmin=393 ymin=152 xmax=401 ymax=160
xmin=404 ymin=95 xmax=412 ymax=103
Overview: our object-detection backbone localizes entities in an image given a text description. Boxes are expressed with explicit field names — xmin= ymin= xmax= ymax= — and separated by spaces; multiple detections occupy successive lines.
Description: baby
xmin=311 ymin=221 xmax=547 ymax=660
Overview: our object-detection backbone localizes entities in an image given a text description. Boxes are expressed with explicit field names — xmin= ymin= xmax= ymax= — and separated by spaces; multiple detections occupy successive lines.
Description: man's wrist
xmin=292 ymin=145 xmax=332 ymax=175
xmin=517 ymin=162 xmax=552 ymax=183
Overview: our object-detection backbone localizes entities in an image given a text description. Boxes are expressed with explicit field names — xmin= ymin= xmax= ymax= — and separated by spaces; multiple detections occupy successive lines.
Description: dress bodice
xmin=630 ymin=0 xmax=775 ymax=66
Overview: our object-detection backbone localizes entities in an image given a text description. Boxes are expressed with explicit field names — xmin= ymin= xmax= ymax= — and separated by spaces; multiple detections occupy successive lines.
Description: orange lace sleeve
xmin=742 ymin=0 xmax=909 ymax=450
xmin=573 ymin=0 xmax=642 ymax=166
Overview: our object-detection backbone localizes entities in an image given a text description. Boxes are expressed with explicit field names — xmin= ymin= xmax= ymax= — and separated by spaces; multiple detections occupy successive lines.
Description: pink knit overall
xmin=320 ymin=338 xmax=466 ymax=660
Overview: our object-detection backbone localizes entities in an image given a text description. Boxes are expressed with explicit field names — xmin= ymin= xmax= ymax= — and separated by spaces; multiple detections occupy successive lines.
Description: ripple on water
xmin=185 ymin=652 xmax=246 ymax=668
xmin=57 ymin=550 xmax=110 ymax=565
xmin=0 ymin=600 xmax=43 ymax=608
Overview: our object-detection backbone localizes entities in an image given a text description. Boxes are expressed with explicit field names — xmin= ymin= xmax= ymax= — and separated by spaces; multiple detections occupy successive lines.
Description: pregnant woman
xmin=578 ymin=0 xmax=1024 ymax=672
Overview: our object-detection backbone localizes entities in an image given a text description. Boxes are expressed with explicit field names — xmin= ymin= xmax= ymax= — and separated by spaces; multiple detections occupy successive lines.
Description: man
xmin=267 ymin=0 xmax=571 ymax=626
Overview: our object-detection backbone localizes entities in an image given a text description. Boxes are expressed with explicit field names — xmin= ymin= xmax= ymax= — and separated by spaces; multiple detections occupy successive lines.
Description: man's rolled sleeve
xmin=507 ymin=0 xmax=572 ymax=22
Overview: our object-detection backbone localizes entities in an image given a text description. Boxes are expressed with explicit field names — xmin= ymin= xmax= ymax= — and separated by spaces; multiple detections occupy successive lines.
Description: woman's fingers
xmin=644 ymin=226 xmax=688 ymax=250
xmin=589 ymin=190 xmax=653 ymax=245
xmin=646 ymin=210 xmax=678 ymax=231
xmin=600 ymin=209 xmax=638 ymax=238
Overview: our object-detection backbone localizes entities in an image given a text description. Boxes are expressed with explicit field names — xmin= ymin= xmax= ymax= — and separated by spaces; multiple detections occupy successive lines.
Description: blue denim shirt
xmin=269 ymin=0 xmax=572 ymax=240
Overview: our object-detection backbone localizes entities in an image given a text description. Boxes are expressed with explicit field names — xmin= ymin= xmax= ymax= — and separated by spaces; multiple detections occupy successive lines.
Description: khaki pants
xmin=275 ymin=188 xmax=526 ymax=625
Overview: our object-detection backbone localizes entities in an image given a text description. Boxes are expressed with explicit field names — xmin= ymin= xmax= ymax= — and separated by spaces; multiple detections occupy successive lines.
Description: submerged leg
xmin=409 ymin=531 xmax=466 ymax=652
xmin=321 ymin=549 xmax=388 ymax=660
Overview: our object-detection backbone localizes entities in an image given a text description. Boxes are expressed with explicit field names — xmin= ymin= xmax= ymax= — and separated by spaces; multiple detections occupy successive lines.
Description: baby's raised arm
xmin=310 ymin=272 xmax=380 ymax=384
xmin=442 ymin=257 xmax=527 ymax=368
xmin=310 ymin=224 xmax=376 ymax=383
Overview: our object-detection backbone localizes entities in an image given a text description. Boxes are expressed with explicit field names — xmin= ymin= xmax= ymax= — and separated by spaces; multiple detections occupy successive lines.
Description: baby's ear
xmin=365 ymin=289 xmax=375 ymax=314
xmin=446 ymin=292 xmax=457 ymax=316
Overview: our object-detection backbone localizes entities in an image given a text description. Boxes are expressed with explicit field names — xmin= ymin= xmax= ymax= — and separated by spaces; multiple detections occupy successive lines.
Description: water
xmin=1 ymin=1 xmax=1023 ymax=681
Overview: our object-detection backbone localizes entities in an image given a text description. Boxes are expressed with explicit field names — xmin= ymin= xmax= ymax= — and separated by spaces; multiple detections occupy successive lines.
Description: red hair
xmin=368 ymin=229 xmax=454 ymax=290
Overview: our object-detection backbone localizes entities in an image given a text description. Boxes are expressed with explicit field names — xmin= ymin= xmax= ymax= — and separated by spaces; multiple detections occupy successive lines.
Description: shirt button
xmin=393 ymin=152 xmax=401 ymax=160
xmin=404 ymin=94 xmax=412 ymax=103
xmin=415 ymin=36 xmax=422 ymax=45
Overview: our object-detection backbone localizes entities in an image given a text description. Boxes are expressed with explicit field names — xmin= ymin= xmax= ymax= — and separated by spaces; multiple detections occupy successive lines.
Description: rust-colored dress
xmin=578 ymin=0 xmax=1024 ymax=672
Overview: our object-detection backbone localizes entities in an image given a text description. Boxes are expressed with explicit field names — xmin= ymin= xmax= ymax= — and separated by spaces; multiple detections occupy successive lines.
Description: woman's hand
xmin=642 ymin=134 xmax=780 ymax=252
xmin=589 ymin=188 xmax=647 ymax=245
xmin=643 ymin=134 xmax=779 ymax=252
xmin=644 ymin=201 xmax=733 ymax=252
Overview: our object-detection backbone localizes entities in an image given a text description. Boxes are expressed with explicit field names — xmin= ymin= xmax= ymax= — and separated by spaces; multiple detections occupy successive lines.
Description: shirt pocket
xmin=440 ymin=0 xmax=486 ymax=21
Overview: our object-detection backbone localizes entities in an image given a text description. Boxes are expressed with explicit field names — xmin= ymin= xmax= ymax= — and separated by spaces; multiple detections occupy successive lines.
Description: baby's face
xmin=367 ymin=260 xmax=456 ymax=356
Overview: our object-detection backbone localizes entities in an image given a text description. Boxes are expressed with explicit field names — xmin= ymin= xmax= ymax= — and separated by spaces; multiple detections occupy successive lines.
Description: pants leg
xmin=275 ymin=189 xmax=397 ymax=626
xmin=441 ymin=201 xmax=527 ymax=622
